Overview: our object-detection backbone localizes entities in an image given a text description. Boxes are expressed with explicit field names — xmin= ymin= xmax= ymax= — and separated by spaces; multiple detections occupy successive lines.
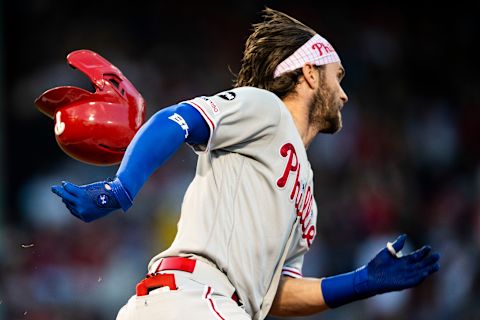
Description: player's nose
xmin=340 ymin=87 xmax=348 ymax=104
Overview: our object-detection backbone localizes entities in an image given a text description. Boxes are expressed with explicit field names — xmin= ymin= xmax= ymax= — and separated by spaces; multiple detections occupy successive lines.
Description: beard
xmin=308 ymin=82 xmax=343 ymax=134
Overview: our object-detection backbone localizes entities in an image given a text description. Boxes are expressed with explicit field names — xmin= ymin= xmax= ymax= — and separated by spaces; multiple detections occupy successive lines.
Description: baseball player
xmin=51 ymin=8 xmax=440 ymax=320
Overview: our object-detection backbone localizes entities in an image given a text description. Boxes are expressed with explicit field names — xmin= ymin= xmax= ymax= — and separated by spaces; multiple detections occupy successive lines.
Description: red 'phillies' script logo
xmin=311 ymin=42 xmax=335 ymax=56
xmin=277 ymin=143 xmax=316 ymax=247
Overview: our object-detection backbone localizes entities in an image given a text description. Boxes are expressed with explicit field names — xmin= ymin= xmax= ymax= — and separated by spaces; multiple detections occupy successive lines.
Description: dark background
xmin=1 ymin=1 xmax=479 ymax=319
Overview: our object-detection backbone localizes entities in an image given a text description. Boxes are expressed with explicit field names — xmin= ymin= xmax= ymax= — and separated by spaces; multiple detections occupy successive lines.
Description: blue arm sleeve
xmin=115 ymin=103 xmax=209 ymax=202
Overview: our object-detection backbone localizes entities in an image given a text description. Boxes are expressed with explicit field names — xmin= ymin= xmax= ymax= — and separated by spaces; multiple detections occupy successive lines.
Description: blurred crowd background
xmin=1 ymin=1 xmax=479 ymax=319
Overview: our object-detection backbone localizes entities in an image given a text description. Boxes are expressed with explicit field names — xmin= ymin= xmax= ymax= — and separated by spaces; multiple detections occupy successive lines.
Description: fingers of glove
xmin=66 ymin=204 xmax=89 ymax=222
xmin=61 ymin=198 xmax=76 ymax=209
xmin=417 ymin=252 xmax=440 ymax=269
xmin=407 ymin=245 xmax=432 ymax=263
xmin=428 ymin=262 xmax=440 ymax=275
xmin=64 ymin=201 xmax=81 ymax=218
xmin=414 ymin=262 xmax=440 ymax=285
xmin=391 ymin=234 xmax=407 ymax=253
xmin=61 ymin=181 xmax=83 ymax=197
xmin=65 ymin=203 xmax=77 ymax=215
xmin=406 ymin=257 xmax=440 ymax=283
xmin=52 ymin=185 xmax=78 ymax=204
xmin=51 ymin=185 xmax=63 ymax=197
xmin=71 ymin=212 xmax=87 ymax=222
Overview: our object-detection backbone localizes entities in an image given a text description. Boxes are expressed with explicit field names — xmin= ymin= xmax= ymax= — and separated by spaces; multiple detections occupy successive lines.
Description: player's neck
xmin=282 ymin=94 xmax=317 ymax=150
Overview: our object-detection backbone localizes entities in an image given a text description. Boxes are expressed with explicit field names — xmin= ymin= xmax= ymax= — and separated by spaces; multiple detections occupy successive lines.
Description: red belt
xmin=136 ymin=257 xmax=239 ymax=304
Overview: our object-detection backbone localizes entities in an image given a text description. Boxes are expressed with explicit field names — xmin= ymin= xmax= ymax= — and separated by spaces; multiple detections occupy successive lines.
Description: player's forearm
xmin=116 ymin=103 xmax=209 ymax=200
xmin=116 ymin=108 xmax=186 ymax=199
xmin=270 ymin=236 xmax=440 ymax=316
xmin=269 ymin=276 xmax=329 ymax=317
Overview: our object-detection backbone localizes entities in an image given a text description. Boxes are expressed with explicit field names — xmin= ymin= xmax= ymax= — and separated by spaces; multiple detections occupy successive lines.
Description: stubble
xmin=309 ymin=79 xmax=342 ymax=134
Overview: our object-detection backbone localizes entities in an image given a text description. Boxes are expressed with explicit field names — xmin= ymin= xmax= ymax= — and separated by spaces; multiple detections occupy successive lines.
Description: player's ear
xmin=301 ymin=63 xmax=317 ymax=89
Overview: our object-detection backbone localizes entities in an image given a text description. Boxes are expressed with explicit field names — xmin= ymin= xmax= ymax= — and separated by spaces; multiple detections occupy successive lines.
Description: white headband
xmin=274 ymin=34 xmax=340 ymax=78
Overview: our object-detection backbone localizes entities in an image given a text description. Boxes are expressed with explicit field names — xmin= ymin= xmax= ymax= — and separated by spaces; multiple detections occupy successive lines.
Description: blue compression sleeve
xmin=115 ymin=103 xmax=209 ymax=202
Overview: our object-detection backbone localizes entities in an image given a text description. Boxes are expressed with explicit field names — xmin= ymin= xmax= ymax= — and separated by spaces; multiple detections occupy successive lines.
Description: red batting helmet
xmin=35 ymin=50 xmax=146 ymax=166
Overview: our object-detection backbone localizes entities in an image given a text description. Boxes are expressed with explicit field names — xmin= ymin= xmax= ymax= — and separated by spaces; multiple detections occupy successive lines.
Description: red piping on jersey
xmin=204 ymin=286 xmax=226 ymax=320
xmin=188 ymin=101 xmax=216 ymax=130
xmin=282 ymin=267 xmax=303 ymax=277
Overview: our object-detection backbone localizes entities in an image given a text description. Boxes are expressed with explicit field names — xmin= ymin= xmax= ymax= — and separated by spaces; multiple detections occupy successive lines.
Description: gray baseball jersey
xmin=148 ymin=87 xmax=318 ymax=318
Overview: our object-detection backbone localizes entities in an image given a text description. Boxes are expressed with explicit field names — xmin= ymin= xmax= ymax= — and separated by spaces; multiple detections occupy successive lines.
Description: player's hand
xmin=51 ymin=178 xmax=132 ymax=222
xmin=361 ymin=234 xmax=440 ymax=294
xmin=321 ymin=234 xmax=440 ymax=308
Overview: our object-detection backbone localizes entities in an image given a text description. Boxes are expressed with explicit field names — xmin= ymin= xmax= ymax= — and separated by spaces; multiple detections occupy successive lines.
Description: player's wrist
xmin=321 ymin=266 xmax=372 ymax=308
xmin=108 ymin=177 xmax=133 ymax=212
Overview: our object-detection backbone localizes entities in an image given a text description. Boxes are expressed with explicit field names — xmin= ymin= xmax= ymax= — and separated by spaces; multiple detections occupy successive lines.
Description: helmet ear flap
xmin=35 ymin=50 xmax=146 ymax=166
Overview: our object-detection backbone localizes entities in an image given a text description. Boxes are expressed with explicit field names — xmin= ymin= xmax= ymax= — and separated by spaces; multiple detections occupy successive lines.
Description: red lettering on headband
xmin=311 ymin=42 xmax=335 ymax=56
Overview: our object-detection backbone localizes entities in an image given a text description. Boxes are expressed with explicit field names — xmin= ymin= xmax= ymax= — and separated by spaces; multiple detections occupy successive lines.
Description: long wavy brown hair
xmin=234 ymin=8 xmax=317 ymax=99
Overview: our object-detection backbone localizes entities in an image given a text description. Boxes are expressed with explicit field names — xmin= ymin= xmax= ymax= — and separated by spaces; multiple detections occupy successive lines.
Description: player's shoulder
xmin=221 ymin=86 xmax=281 ymax=102
xmin=212 ymin=86 xmax=284 ymax=112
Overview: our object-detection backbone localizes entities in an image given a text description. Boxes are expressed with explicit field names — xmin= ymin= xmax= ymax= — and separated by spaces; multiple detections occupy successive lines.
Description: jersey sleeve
xmin=282 ymin=252 xmax=304 ymax=279
xmin=181 ymin=87 xmax=283 ymax=153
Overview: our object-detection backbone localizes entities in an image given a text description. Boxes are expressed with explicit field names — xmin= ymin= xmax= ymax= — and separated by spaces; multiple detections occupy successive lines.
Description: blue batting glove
xmin=51 ymin=177 xmax=133 ymax=222
xmin=361 ymin=234 xmax=440 ymax=294
xmin=322 ymin=234 xmax=440 ymax=308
